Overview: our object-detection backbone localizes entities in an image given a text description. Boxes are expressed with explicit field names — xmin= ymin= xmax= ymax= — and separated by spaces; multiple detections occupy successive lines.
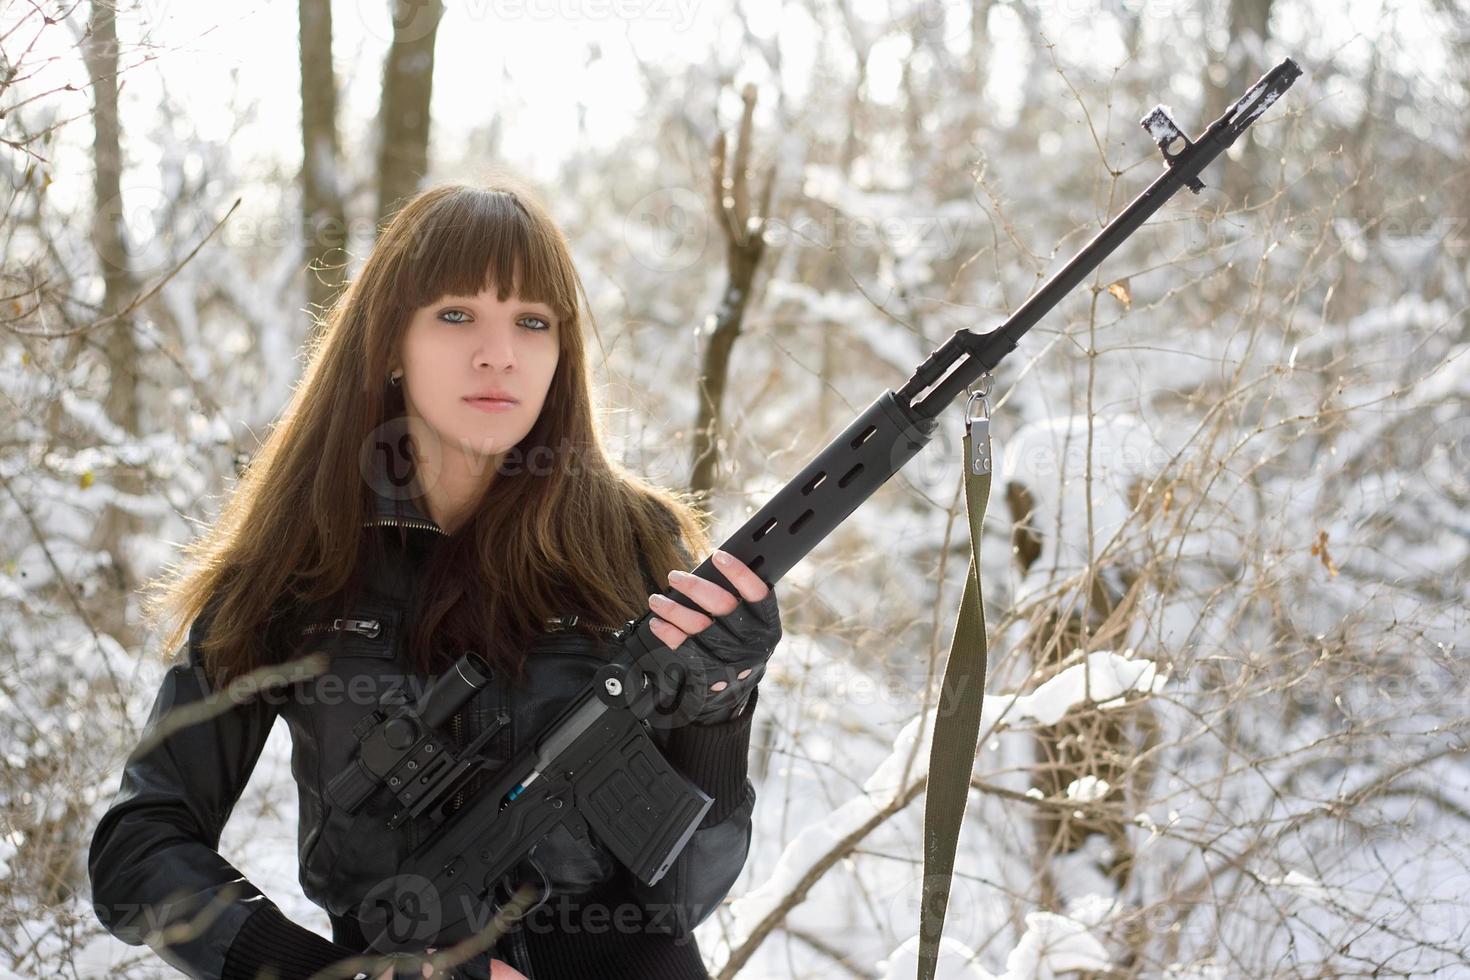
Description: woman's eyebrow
xmin=437 ymin=294 xmax=554 ymax=313
xmin=520 ymin=302 xmax=558 ymax=319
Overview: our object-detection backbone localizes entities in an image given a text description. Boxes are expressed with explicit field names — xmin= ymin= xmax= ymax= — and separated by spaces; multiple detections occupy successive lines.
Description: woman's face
xmin=396 ymin=284 xmax=560 ymax=474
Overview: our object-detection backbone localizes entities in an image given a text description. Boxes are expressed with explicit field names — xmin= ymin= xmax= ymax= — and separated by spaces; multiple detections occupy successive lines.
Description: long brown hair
xmin=142 ymin=176 xmax=710 ymax=690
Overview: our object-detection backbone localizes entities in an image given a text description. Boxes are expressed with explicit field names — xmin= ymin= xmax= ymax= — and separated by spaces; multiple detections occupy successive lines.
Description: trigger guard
xmin=492 ymin=857 xmax=551 ymax=920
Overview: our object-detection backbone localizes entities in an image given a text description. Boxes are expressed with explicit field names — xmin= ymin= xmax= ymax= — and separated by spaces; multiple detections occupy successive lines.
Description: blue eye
xmin=436 ymin=309 xmax=552 ymax=331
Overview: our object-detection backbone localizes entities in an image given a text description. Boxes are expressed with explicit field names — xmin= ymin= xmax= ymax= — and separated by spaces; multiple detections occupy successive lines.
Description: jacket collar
xmin=361 ymin=457 xmax=449 ymax=536
xmin=358 ymin=465 xmax=615 ymax=633
xmin=360 ymin=473 xmax=578 ymax=632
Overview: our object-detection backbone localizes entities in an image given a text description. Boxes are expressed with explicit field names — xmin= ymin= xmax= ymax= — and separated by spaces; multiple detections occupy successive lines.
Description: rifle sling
xmin=917 ymin=423 xmax=991 ymax=980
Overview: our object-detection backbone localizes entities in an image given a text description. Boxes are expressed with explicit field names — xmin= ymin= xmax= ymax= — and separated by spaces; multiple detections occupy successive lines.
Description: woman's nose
xmin=473 ymin=326 xmax=517 ymax=369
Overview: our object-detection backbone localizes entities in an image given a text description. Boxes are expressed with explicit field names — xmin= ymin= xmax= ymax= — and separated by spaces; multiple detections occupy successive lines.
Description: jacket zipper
xmin=300 ymin=617 xmax=382 ymax=638
xmin=451 ymin=711 xmax=465 ymax=815
xmin=544 ymin=614 xmax=621 ymax=637
xmin=356 ymin=510 xmax=579 ymax=977
xmin=408 ymin=702 xmax=464 ymax=853
xmin=362 ymin=515 xmax=450 ymax=537
xmin=361 ymin=512 xmax=441 ymax=847
xmin=511 ymin=923 xmax=535 ymax=980
xmin=356 ymin=513 xmax=585 ymax=980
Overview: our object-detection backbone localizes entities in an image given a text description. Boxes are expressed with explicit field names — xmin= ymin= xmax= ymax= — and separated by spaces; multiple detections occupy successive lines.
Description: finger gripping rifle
xmin=334 ymin=58 xmax=1302 ymax=954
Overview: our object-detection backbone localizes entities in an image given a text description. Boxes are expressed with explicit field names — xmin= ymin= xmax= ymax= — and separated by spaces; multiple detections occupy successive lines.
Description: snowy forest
xmin=2 ymin=0 xmax=1467 ymax=976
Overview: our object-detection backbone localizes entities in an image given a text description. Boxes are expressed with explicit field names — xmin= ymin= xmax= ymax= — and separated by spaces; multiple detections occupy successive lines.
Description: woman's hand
xmin=645 ymin=549 xmax=781 ymax=724
xmin=372 ymin=947 xmax=528 ymax=979
xmin=373 ymin=946 xmax=437 ymax=980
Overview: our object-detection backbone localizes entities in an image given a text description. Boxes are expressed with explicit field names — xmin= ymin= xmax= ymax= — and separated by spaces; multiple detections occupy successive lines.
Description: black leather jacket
xmin=88 ymin=490 xmax=760 ymax=979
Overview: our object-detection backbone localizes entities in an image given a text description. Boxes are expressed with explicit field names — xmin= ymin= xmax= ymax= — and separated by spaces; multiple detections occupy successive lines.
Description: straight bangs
xmin=390 ymin=188 xmax=579 ymax=333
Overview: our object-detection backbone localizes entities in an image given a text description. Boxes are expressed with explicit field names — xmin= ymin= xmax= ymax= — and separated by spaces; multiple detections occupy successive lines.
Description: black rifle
xmin=330 ymin=57 xmax=1303 ymax=954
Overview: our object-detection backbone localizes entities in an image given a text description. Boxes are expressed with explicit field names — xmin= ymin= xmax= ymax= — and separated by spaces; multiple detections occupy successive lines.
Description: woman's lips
xmin=464 ymin=397 xmax=518 ymax=413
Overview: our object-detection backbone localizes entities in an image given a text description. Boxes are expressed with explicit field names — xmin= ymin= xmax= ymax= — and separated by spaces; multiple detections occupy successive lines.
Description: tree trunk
xmin=1201 ymin=0 xmax=1275 ymax=206
xmin=300 ymin=0 xmax=349 ymax=330
xmin=688 ymin=85 xmax=776 ymax=502
xmin=376 ymin=0 xmax=445 ymax=226
xmin=83 ymin=0 xmax=143 ymax=648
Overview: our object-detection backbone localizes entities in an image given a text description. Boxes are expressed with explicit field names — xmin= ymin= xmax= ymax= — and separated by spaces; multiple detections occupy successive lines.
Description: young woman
xmin=88 ymin=179 xmax=781 ymax=980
